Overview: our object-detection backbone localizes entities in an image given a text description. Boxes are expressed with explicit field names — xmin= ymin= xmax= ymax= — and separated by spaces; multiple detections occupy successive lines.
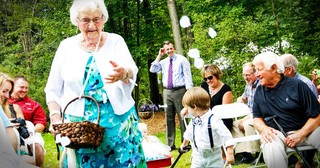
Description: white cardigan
xmin=45 ymin=33 xmax=138 ymax=116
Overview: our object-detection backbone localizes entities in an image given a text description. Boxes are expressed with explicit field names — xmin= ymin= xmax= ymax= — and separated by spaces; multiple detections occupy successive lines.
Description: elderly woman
xmin=45 ymin=0 xmax=146 ymax=167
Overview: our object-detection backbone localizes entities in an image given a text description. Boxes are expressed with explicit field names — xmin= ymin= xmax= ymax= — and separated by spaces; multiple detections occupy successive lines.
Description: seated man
xmin=10 ymin=76 xmax=46 ymax=168
xmin=0 ymin=107 xmax=38 ymax=168
xmin=252 ymin=52 xmax=320 ymax=168
xmin=280 ymin=53 xmax=319 ymax=166
xmin=232 ymin=62 xmax=260 ymax=164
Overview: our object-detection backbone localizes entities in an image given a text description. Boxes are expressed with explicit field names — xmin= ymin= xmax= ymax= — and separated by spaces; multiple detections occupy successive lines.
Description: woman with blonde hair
xmin=0 ymin=72 xmax=36 ymax=166
xmin=0 ymin=73 xmax=24 ymax=120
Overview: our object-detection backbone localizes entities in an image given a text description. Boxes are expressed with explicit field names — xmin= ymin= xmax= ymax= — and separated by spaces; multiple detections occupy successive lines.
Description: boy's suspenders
xmin=208 ymin=114 xmax=214 ymax=148
xmin=193 ymin=114 xmax=214 ymax=149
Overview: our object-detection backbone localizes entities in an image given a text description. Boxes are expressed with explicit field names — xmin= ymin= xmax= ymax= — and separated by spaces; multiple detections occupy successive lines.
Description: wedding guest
xmin=150 ymin=40 xmax=193 ymax=150
xmin=252 ymin=52 xmax=320 ymax=168
xmin=10 ymin=76 xmax=46 ymax=168
xmin=200 ymin=64 xmax=233 ymax=131
xmin=232 ymin=62 xmax=260 ymax=164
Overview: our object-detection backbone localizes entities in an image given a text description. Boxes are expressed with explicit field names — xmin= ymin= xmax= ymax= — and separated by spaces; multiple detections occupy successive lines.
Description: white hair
xmin=70 ymin=0 xmax=109 ymax=26
xmin=280 ymin=54 xmax=298 ymax=73
xmin=253 ymin=51 xmax=284 ymax=74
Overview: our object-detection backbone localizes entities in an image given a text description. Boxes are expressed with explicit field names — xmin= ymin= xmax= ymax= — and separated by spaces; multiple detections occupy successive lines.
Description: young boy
xmin=180 ymin=87 xmax=235 ymax=167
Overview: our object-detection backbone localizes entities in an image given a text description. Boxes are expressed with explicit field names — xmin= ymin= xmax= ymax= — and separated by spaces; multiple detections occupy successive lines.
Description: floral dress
xmin=63 ymin=54 xmax=146 ymax=168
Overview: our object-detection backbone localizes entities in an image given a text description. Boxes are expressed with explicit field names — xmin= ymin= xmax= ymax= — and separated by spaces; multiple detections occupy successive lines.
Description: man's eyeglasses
xmin=242 ymin=73 xmax=254 ymax=77
xmin=78 ymin=15 xmax=104 ymax=25
xmin=203 ymin=76 xmax=214 ymax=81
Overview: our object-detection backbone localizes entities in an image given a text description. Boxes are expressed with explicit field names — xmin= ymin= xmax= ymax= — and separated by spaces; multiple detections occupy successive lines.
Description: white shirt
xmin=45 ymin=33 xmax=138 ymax=115
xmin=184 ymin=109 xmax=234 ymax=149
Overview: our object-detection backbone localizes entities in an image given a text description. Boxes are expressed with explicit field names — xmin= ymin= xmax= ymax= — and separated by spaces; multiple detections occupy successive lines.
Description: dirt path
xmin=139 ymin=111 xmax=180 ymax=135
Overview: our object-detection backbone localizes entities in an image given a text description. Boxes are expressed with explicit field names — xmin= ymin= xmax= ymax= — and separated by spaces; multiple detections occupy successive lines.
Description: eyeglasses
xmin=242 ymin=73 xmax=254 ymax=77
xmin=203 ymin=76 xmax=214 ymax=81
xmin=78 ymin=15 xmax=104 ymax=25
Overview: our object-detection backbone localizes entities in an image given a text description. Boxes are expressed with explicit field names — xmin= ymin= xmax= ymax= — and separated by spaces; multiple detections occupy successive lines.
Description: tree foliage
xmin=0 ymin=0 xmax=319 ymax=130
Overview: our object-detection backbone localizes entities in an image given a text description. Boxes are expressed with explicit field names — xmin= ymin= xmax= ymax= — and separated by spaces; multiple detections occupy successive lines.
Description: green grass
xmin=42 ymin=129 xmax=265 ymax=168
xmin=43 ymin=133 xmax=59 ymax=168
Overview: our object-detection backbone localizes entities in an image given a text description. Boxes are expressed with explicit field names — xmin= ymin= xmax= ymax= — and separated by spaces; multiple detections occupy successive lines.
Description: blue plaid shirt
xmin=241 ymin=80 xmax=260 ymax=112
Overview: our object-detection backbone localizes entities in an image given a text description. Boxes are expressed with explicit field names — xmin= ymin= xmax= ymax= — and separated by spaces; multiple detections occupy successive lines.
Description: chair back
xmin=212 ymin=103 xmax=251 ymax=119
xmin=24 ymin=120 xmax=36 ymax=162
xmin=25 ymin=121 xmax=35 ymax=133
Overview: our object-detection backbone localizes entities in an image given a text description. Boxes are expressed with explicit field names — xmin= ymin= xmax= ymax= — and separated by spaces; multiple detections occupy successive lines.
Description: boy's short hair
xmin=182 ymin=87 xmax=210 ymax=110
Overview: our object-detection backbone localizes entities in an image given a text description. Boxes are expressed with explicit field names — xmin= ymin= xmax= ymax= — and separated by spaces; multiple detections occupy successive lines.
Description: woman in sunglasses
xmin=200 ymin=64 xmax=233 ymax=131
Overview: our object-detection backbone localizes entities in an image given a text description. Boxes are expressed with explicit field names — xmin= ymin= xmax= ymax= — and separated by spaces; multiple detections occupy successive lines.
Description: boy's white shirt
xmin=183 ymin=109 xmax=235 ymax=149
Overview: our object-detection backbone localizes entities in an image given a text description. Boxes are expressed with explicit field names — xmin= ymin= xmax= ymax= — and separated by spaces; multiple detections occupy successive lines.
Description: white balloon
xmin=194 ymin=58 xmax=204 ymax=69
xmin=188 ymin=48 xmax=200 ymax=58
xmin=208 ymin=27 xmax=217 ymax=38
xmin=180 ymin=16 xmax=191 ymax=28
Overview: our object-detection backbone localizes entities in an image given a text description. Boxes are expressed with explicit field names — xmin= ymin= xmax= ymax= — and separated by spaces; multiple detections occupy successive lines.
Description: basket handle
xmin=62 ymin=96 xmax=101 ymax=125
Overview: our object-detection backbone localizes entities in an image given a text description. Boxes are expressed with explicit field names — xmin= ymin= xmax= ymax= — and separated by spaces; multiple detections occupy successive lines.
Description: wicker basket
xmin=138 ymin=111 xmax=153 ymax=119
xmin=53 ymin=96 xmax=105 ymax=149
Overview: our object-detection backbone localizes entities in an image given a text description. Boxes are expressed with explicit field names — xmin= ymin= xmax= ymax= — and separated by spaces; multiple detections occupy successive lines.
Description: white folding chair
xmin=255 ymin=142 xmax=320 ymax=167
xmin=287 ymin=145 xmax=319 ymax=166
xmin=22 ymin=120 xmax=36 ymax=163
xmin=212 ymin=103 xmax=261 ymax=144
xmin=13 ymin=128 xmax=21 ymax=155
xmin=212 ymin=103 xmax=262 ymax=167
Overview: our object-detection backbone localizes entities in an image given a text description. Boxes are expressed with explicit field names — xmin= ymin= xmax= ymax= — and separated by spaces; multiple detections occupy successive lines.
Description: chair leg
xmin=314 ymin=151 xmax=320 ymax=167
xmin=255 ymin=151 xmax=263 ymax=167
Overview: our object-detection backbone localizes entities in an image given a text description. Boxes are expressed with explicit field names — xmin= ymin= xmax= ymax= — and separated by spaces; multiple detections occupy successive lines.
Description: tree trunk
xmin=143 ymin=0 xmax=161 ymax=106
xmin=167 ymin=0 xmax=183 ymax=55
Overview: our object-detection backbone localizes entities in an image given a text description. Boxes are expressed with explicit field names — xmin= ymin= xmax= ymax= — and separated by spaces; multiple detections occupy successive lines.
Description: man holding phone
xmin=150 ymin=41 xmax=193 ymax=151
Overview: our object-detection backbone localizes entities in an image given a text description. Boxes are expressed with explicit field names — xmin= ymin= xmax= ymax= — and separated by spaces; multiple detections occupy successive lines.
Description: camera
xmin=11 ymin=118 xmax=30 ymax=139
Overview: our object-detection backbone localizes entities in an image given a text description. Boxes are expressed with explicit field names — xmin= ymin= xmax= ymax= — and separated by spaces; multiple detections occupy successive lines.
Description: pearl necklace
xmin=80 ymin=33 xmax=104 ymax=52
xmin=209 ymin=88 xmax=217 ymax=95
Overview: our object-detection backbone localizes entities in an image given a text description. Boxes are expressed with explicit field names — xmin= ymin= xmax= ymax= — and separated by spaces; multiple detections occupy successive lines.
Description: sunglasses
xmin=203 ymin=76 xmax=214 ymax=81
